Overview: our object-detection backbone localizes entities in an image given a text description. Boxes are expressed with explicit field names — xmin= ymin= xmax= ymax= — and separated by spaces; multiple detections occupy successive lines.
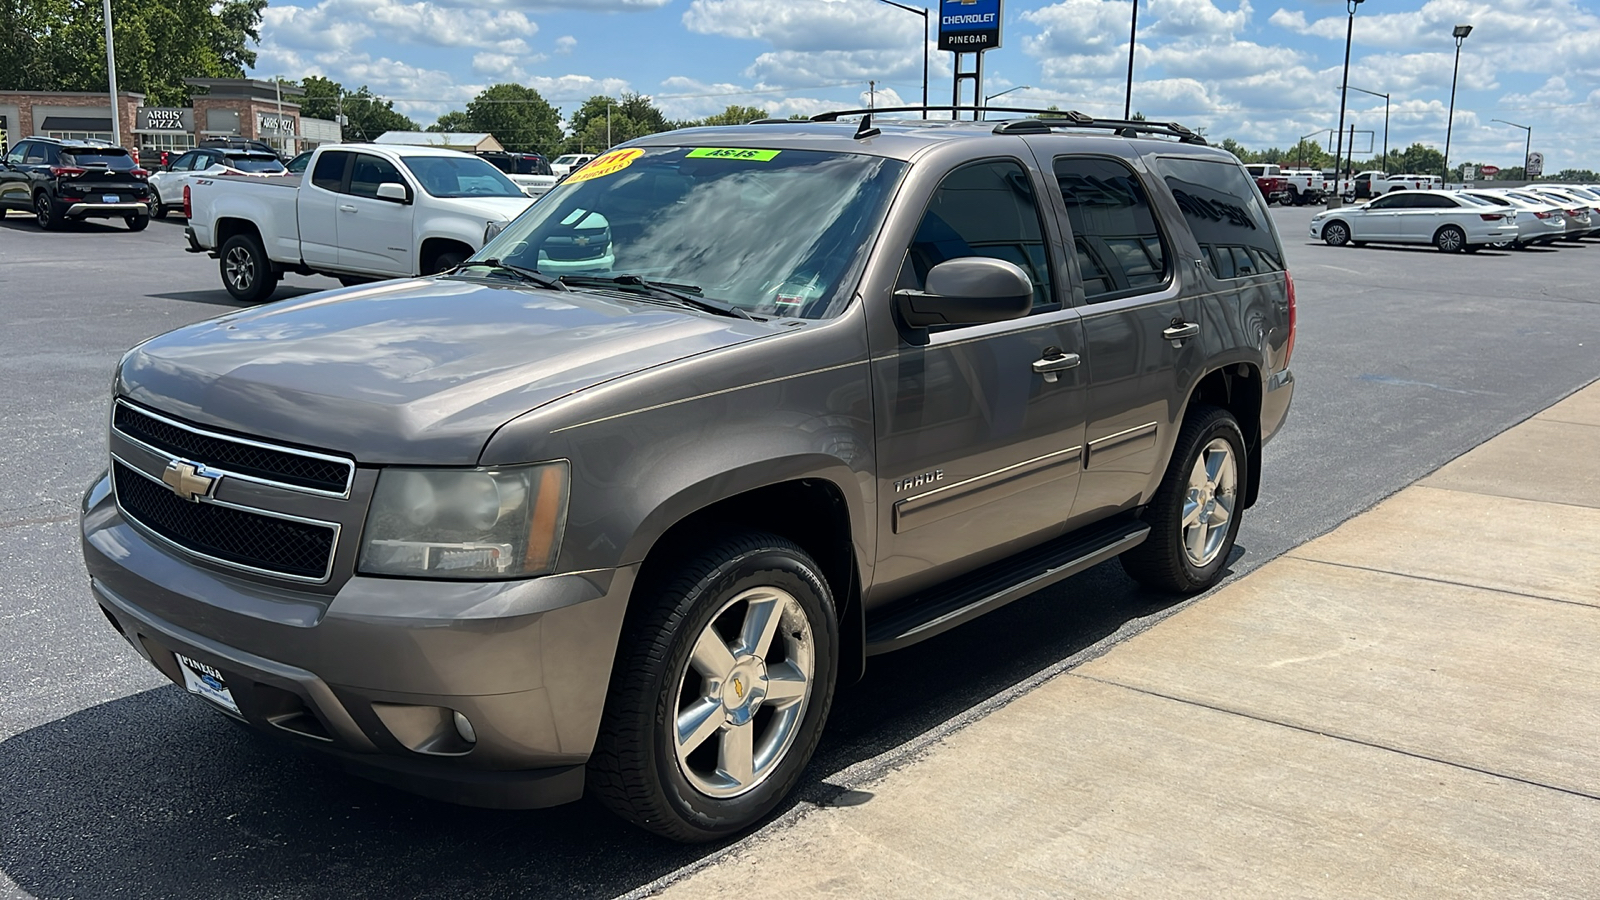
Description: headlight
xmin=485 ymin=220 xmax=506 ymax=244
xmin=358 ymin=462 xmax=569 ymax=580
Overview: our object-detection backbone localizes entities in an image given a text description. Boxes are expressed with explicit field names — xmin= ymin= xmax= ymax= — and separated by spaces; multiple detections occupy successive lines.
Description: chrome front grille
xmin=113 ymin=401 xmax=353 ymax=496
xmin=110 ymin=400 xmax=355 ymax=583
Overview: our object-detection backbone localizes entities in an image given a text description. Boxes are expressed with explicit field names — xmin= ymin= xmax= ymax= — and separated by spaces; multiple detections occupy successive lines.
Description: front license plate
xmin=174 ymin=653 xmax=240 ymax=715
xmin=102 ymin=194 xmax=119 ymax=203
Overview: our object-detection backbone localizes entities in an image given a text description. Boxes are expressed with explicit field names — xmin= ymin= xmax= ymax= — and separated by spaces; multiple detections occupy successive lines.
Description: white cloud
xmin=555 ymin=35 xmax=577 ymax=55
xmin=263 ymin=0 xmax=537 ymax=54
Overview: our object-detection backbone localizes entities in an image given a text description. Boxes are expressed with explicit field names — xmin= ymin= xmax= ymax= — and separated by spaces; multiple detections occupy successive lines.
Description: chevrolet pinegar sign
xmin=938 ymin=0 xmax=1002 ymax=52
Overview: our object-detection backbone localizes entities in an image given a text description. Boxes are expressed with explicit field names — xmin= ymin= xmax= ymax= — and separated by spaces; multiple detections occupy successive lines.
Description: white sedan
xmin=1461 ymin=190 xmax=1567 ymax=247
xmin=1310 ymin=190 xmax=1519 ymax=252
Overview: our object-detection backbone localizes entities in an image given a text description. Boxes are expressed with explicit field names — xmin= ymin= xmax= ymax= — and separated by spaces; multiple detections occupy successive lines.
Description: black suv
xmin=478 ymin=150 xmax=554 ymax=177
xmin=83 ymin=108 xmax=1294 ymax=842
xmin=0 ymin=137 xmax=152 ymax=230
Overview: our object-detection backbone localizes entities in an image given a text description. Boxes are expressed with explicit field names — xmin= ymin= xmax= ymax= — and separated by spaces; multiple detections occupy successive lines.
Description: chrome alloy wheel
xmin=1182 ymin=437 xmax=1238 ymax=568
xmin=35 ymin=194 xmax=50 ymax=227
xmin=670 ymin=586 xmax=814 ymax=799
xmin=224 ymin=244 xmax=256 ymax=292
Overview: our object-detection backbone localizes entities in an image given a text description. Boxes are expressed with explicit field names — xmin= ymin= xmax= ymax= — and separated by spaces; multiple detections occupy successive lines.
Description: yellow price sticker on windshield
xmin=565 ymin=148 xmax=645 ymax=183
xmin=686 ymin=148 xmax=781 ymax=161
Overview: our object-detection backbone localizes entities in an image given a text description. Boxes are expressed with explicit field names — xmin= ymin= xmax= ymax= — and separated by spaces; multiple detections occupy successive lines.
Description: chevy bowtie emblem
xmin=162 ymin=460 xmax=217 ymax=503
xmin=732 ymin=677 xmax=746 ymax=701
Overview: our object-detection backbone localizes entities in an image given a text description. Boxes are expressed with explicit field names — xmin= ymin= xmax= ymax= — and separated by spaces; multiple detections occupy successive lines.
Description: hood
xmin=432 ymin=194 xmax=537 ymax=224
xmin=117 ymin=278 xmax=776 ymax=464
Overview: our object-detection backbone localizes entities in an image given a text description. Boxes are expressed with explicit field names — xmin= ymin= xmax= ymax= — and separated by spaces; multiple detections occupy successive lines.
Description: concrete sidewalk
xmin=649 ymin=384 xmax=1600 ymax=899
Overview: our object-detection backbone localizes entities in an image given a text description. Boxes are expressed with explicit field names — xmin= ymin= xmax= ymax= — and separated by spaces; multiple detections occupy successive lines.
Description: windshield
xmin=401 ymin=155 xmax=525 ymax=198
xmin=475 ymin=146 xmax=906 ymax=320
xmin=225 ymin=155 xmax=286 ymax=173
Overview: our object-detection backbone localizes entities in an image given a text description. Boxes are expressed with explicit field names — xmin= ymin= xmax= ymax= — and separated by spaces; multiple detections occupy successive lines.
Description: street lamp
xmin=875 ymin=0 xmax=929 ymax=116
xmin=1349 ymin=86 xmax=1389 ymax=168
xmin=1442 ymin=23 xmax=1472 ymax=181
xmin=1492 ymin=118 xmax=1531 ymax=180
xmin=102 ymin=0 xmax=121 ymax=147
xmin=983 ymin=85 xmax=1031 ymax=119
xmin=1332 ymin=0 xmax=1364 ymax=203
xmin=1124 ymin=0 xmax=1140 ymax=118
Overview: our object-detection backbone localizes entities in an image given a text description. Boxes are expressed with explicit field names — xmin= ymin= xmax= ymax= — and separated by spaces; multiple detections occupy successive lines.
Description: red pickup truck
xmin=1243 ymin=163 xmax=1290 ymax=205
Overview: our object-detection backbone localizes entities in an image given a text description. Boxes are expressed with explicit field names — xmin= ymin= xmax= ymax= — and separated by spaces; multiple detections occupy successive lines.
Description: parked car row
xmin=1308 ymin=185 xmax=1600 ymax=252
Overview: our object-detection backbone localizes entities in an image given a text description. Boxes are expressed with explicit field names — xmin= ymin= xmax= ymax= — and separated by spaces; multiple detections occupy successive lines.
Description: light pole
xmin=1124 ymin=0 xmax=1139 ymax=118
xmin=875 ymin=0 xmax=929 ymax=116
xmin=1332 ymin=0 xmax=1364 ymax=204
xmin=102 ymin=0 xmax=122 ymax=147
xmin=1492 ymin=118 xmax=1531 ymax=180
xmin=1442 ymin=23 xmax=1472 ymax=181
xmin=1295 ymin=129 xmax=1329 ymax=169
xmin=1349 ymin=86 xmax=1389 ymax=168
xmin=983 ymin=85 xmax=1031 ymax=119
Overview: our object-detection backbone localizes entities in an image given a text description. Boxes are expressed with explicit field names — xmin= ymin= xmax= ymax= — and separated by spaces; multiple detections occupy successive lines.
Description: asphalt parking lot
xmin=2 ymin=207 xmax=1598 ymax=899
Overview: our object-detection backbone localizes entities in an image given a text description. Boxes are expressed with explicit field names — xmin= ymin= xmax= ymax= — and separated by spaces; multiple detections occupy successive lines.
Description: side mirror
xmin=375 ymin=182 xmax=410 ymax=203
xmin=895 ymin=257 xmax=1034 ymax=328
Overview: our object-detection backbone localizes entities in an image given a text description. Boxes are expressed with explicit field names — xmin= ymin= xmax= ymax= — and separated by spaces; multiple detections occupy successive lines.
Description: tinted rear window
xmin=224 ymin=154 xmax=286 ymax=173
xmin=64 ymin=149 xmax=133 ymax=169
xmin=1157 ymin=157 xmax=1284 ymax=278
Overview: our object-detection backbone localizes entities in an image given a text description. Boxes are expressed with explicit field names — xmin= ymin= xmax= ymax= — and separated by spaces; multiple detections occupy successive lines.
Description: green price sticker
xmin=686 ymin=148 xmax=782 ymax=161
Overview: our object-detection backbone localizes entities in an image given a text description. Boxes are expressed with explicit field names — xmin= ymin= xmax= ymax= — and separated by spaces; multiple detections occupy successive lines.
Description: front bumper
xmin=81 ymin=471 xmax=634 ymax=809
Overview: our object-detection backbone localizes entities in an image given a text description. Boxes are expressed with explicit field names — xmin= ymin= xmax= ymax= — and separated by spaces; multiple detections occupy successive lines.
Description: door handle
xmin=1162 ymin=322 xmax=1200 ymax=342
xmin=339 ymin=204 xmax=357 ymax=213
xmin=1032 ymin=352 xmax=1080 ymax=383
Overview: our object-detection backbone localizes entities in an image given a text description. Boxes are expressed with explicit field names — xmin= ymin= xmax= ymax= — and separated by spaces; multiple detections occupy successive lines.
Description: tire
xmin=588 ymin=531 xmax=838 ymax=842
xmin=34 ymin=193 xmax=62 ymax=230
xmin=1289 ymin=187 xmax=1304 ymax=206
xmin=1434 ymin=225 xmax=1466 ymax=253
xmin=149 ymin=188 xmax=168 ymax=220
xmin=1120 ymin=405 xmax=1247 ymax=594
xmin=219 ymin=233 xmax=280 ymax=303
xmin=424 ymin=248 xmax=468 ymax=275
xmin=1322 ymin=220 xmax=1350 ymax=247
xmin=126 ymin=214 xmax=149 ymax=232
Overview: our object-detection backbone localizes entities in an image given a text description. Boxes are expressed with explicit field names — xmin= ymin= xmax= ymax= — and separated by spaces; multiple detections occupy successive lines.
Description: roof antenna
xmin=854 ymin=112 xmax=881 ymax=141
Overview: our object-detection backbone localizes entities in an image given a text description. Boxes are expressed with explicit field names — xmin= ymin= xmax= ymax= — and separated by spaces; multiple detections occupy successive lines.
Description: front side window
xmin=903 ymin=159 xmax=1056 ymax=313
xmin=7 ymin=142 xmax=30 ymax=165
xmin=401 ymin=155 xmax=523 ymax=198
xmin=479 ymin=146 xmax=907 ymax=320
xmin=311 ymin=151 xmax=350 ymax=192
xmin=349 ymin=155 xmax=405 ymax=198
xmin=1368 ymin=194 xmax=1405 ymax=210
xmin=1054 ymin=156 xmax=1169 ymax=303
xmin=1158 ymin=157 xmax=1284 ymax=279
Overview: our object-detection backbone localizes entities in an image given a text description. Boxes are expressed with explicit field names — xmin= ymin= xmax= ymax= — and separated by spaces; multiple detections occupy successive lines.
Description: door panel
xmin=872 ymin=158 xmax=1087 ymax=601
xmin=298 ymin=150 xmax=348 ymax=268
xmin=335 ymin=153 xmax=414 ymax=275
xmin=0 ymin=142 xmax=31 ymax=208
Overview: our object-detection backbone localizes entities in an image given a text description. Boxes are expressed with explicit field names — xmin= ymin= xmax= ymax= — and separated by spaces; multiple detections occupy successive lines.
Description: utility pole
xmin=275 ymin=75 xmax=285 ymax=154
xmin=606 ymin=100 xmax=612 ymax=149
xmin=102 ymin=0 xmax=122 ymax=147
xmin=1332 ymin=0 xmax=1364 ymax=205
xmin=869 ymin=80 xmax=876 ymax=110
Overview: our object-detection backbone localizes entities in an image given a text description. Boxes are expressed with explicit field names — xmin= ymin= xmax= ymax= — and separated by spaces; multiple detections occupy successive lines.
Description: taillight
xmin=1535 ymin=210 xmax=1555 ymax=219
xmin=1567 ymin=209 xmax=1581 ymax=217
xmin=183 ymin=184 xmax=192 ymax=218
xmin=1283 ymin=270 xmax=1297 ymax=369
xmin=130 ymin=168 xmax=149 ymax=178
xmin=1479 ymin=213 xmax=1502 ymax=221
xmin=160 ymin=151 xmax=170 ymax=168
xmin=49 ymin=166 xmax=86 ymax=177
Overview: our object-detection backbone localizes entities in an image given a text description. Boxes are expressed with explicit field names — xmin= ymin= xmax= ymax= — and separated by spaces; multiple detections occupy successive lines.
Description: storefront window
xmin=139 ymin=132 xmax=195 ymax=154
xmin=48 ymin=131 xmax=115 ymax=143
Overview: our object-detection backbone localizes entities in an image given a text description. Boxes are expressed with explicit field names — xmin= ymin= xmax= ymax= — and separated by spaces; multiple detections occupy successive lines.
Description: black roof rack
xmin=807 ymin=106 xmax=1208 ymax=145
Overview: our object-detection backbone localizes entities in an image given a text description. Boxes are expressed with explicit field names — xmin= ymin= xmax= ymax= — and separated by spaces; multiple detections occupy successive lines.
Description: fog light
xmin=452 ymin=710 xmax=477 ymax=744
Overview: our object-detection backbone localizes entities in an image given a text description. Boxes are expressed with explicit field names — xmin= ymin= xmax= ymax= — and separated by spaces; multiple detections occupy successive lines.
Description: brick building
xmin=0 ymin=79 xmax=339 ymax=162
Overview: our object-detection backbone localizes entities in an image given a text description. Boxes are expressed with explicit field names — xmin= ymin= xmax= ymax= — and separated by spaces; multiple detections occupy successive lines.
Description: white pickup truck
xmin=1334 ymin=170 xmax=1433 ymax=203
xmin=185 ymin=143 xmax=538 ymax=302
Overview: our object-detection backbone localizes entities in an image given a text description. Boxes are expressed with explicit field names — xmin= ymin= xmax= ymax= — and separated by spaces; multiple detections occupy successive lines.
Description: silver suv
xmin=81 ymin=108 xmax=1295 ymax=841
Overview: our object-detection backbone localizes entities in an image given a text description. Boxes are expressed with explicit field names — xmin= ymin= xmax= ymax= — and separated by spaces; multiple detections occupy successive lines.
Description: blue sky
xmin=250 ymin=0 xmax=1600 ymax=171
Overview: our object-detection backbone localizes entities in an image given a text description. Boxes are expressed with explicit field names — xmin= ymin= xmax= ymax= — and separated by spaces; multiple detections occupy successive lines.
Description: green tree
xmin=1284 ymin=139 xmax=1330 ymax=170
xmin=297 ymin=76 xmax=417 ymax=140
xmin=688 ymin=104 xmax=773 ymax=127
xmin=427 ymin=110 xmax=471 ymax=133
xmin=1554 ymin=168 xmax=1599 ymax=182
xmin=0 ymin=0 xmax=263 ymax=106
xmin=466 ymin=83 xmax=561 ymax=154
xmin=562 ymin=92 xmax=671 ymax=153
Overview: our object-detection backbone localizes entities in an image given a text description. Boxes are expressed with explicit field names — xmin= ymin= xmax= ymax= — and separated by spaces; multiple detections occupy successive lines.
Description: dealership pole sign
xmin=938 ymin=0 xmax=1002 ymax=51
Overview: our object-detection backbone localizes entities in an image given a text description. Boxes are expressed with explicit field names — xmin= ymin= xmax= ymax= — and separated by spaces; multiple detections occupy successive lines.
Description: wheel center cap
xmin=722 ymin=656 xmax=770 ymax=725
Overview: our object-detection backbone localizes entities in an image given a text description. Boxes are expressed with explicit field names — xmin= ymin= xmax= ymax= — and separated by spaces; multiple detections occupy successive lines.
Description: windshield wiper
xmin=447 ymin=259 xmax=568 ymax=291
xmin=560 ymin=274 xmax=753 ymax=320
